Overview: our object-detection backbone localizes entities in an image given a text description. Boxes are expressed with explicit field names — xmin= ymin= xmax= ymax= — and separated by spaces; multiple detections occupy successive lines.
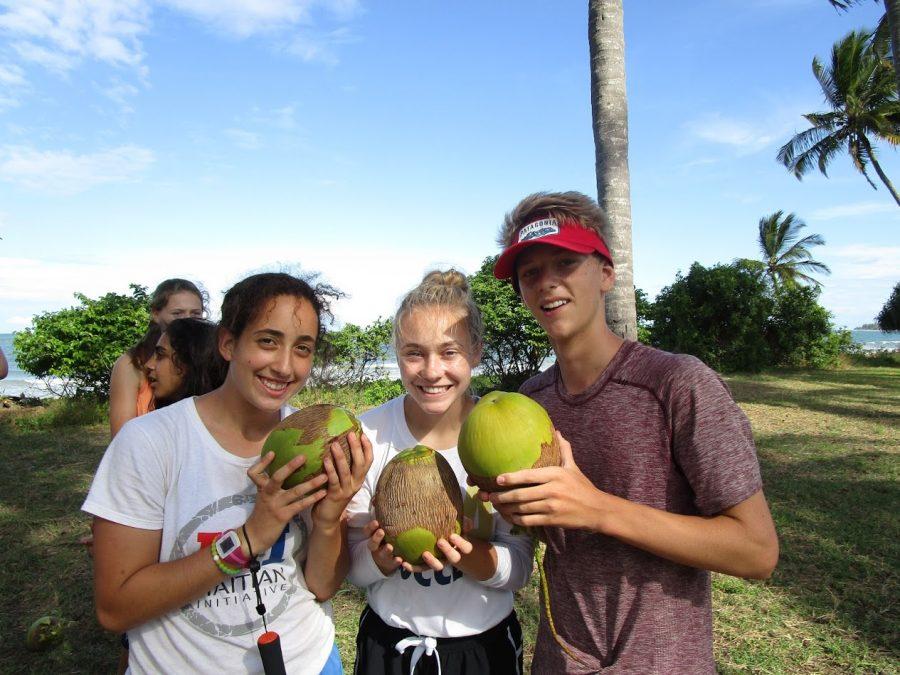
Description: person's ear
xmin=471 ymin=344 xmax=483 ymax=368
xmin=599 ymin=260 xmax=616 ymax=292
xmin=218 ymin=329 xmax=236 ymax=362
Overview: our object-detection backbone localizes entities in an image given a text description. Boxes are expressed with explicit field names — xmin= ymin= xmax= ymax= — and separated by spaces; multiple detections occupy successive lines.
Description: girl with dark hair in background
xmin=146 ymin=318 xmax=227 ymax=407
xmin=108 ymin=278 xmax=207 ymax=437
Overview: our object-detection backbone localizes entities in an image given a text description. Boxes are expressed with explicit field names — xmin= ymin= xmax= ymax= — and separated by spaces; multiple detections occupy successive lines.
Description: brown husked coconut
xmin=261 ymin=404 xmax=361 ymax=488
xmin=373 ymin=445 xmax=464 ymax=565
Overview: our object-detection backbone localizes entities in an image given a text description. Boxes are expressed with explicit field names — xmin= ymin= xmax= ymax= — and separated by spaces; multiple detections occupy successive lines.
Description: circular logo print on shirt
xmin=172 ymin=488 xmax=308 ymax=637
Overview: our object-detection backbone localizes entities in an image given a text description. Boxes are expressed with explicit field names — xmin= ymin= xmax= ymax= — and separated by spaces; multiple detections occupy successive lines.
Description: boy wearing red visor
xmin=481 ymin=191 xmax=779 ymax=674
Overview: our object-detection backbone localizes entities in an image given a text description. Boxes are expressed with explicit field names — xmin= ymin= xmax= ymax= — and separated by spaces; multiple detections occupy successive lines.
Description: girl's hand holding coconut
xmin=243 ymin=451 xmax=330 ymax=554
xmin=362 ymin=519 xmax=404 ymax=576
xmin=365 ymin=520 xmax=478 ymax=578
xmin=311 ymin=431 xmax=374 ymax=530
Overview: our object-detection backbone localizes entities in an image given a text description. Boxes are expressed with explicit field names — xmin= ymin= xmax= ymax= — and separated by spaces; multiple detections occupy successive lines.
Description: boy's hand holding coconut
xmin=481 ymin=431 xmax=605 ymax=532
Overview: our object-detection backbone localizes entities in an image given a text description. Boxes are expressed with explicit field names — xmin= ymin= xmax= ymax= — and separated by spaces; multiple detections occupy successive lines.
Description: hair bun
xmin=421 ymin=269 xmax=468 ymax=291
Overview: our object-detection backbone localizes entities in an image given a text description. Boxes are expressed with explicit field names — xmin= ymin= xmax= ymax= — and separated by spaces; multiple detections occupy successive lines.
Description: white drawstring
xmin=395 ymin=635 xmax=441 ymax=675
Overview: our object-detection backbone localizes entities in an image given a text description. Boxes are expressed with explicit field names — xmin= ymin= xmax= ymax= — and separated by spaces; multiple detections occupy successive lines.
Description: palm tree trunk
xmin=589 ymin=0 xmax=637 ymax=340
xmin=886 ymin=0 xmax=900 ymax=98
xmin=861 ymin=135 xmax=900 ymax=205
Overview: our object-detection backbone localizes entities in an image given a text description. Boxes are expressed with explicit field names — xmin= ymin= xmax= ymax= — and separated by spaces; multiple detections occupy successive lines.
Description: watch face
xmin=218 ymin=531 xmax=240 ymax=556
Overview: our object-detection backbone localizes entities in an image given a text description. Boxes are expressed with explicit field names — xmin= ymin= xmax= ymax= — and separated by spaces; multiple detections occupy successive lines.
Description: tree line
xmin=15 ymin=224 xmax=892 ymax=400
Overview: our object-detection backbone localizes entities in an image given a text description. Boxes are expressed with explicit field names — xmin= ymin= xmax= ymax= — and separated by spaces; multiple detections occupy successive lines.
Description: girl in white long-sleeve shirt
xmin=346 ymin=269 xmax=533 ymax=675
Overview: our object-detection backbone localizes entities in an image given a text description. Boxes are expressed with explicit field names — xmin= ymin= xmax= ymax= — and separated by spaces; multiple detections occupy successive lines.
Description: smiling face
xmin=516 ymin=244 xmax=615 ymax=346
xmin=152 ymin=290 xmax=204 ymax=329
xmin=218 ymin=294 xmax=318 ymax=414
xmin=397 ymin=307 xmax=481 ymax=419
xmin=146 ymin=332 xmax=184 ymax=402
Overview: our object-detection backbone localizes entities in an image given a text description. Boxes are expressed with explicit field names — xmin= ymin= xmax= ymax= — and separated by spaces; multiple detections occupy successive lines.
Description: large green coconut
xmin=458 ymin=391 xmax=560 ymax=491
xmin=262 ymin=404 xmax=361 ymax=488
xmin=372 ymin=445 xmax=464 ymax=565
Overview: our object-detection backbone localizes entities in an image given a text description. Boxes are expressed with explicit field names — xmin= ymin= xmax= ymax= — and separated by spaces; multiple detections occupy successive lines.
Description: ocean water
xmin=849 ymin=329 xmax=900 ymax=352
xmin=2 ymin=329 xmax=898 ymax=398
xmin=0 ymin=332 xmax=61 ymax=397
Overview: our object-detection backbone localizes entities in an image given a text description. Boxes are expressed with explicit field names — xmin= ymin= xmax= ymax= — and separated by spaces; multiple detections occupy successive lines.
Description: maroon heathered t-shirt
xmin=522 ymin=341 xmax=762 ymax=674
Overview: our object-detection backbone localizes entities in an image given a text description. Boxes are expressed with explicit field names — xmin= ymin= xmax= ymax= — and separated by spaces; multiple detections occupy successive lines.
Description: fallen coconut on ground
xmin=458 ymin=391 xmax=560 ymax=492
xmin=25 ymin=616 xmax=66 ymax=652
xmin=373 ymin=445 xmax=464 ymax=565
xmin=262 ymin=404 xmax=361 ymax=488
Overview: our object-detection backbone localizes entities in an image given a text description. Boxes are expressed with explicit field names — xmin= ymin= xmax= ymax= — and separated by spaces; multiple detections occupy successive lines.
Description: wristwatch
xmin=215 ymin=529 xmax=250 ymax=569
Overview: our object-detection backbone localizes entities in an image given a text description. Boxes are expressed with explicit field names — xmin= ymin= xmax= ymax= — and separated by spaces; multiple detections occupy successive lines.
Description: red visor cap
xmin=493 ymin=217 xmax=613 ymax=280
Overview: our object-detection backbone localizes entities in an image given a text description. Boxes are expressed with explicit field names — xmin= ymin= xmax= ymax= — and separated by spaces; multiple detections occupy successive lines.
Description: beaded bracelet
xmin=211 ymin=537 xmax=242 ymax=576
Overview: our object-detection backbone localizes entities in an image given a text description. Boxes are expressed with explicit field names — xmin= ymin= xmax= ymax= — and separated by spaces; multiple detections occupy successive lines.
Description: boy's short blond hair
xmin=499 ymin=191 xmax=609 ymax=248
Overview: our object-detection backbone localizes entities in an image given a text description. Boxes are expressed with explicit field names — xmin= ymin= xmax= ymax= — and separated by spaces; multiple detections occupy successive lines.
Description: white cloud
xmin=811 ymin=245 xmax=899 ymax=327
xmin=824 ymin=244 xmax=900 ymax=281
xmin=0 ymin=144 xmax=155 ymax=195
xmin=271 ymin=104 xmax=297 ymax=129
xmin=679 ymin=156 xmax=719 ymax=170
xmin=160 ymin=0 xmax=361 ymax=38
xmin=0 ymin=242 xmax=484 ymax=333
xmin=100 ymin=80 xmax=141 ymax=115
xmin=685 ymin=113 xmax=776 ymax=154
xmin=685 ymin=100 xmax=814 ymax=156
xmin=0 ymin=63 xmax=25 ymax=86
xmin=0 ymin=0 xmax=150 ymax=71
xmin=225 ymin=128 xmax=262 ymax=150
xmin=810 ymin=201 xmax=898 ymax=221
xmin=285 ymin=26 xmax=357 ymax=64
xmin=6 ymin=316 xmax=30 ymax=327
xmin=0 ymin=0 xmax=359 ymax=102
xmin=0 ymin=62 xmax=27 ymax=110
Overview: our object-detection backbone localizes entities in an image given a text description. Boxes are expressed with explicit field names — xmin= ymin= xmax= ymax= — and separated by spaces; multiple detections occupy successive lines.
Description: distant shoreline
xmin=3 ymin=330 xmax=899 ymax=399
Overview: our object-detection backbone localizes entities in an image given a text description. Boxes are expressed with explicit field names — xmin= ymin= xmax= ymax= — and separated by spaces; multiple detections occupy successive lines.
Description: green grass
xmin=0 ymin=366 xmax=897 ymax=673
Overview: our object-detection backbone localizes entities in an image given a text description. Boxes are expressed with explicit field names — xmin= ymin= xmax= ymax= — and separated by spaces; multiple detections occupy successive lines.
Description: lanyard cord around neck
xmin=243 ymin=525 xmax=286 ymax=675
xmin=243 ymin=524 xmax=269 ymax=631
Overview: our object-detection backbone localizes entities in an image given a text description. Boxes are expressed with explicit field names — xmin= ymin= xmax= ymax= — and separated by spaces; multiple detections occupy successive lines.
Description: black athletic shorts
xmin=353 ymin=605 xmax=523 ymax=675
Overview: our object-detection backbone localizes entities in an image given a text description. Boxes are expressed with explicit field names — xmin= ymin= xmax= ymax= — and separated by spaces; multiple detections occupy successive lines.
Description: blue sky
xmin=0 ymin=0 xmax=897 ymax=334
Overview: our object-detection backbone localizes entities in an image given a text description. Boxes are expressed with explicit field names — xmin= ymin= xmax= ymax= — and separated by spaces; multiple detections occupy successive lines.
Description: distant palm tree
xmin=757 ymin=212 xmax=831 ymax=289
xmin=777 ymin=30 xmax=900 ymax=206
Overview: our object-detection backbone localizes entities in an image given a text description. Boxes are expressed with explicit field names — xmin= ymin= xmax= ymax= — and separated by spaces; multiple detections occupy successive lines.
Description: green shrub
xmin=635 ymin=288 xmax=653 ymax=345
xmin=13 ymin=285 xmax=150 ymax=398
xmin=469 ymin=256 xmax=552 ymax=390
xmin=313 ymin=319 xmax=393 ymax=387
xmin=846 ymin=350 xmax=900 ymax=367
xmin=291 ymin=386 xmax=371 ymax=413
xmin=470 ymin=374 xmax=499 ymax=396
xmin=650 ymin=262 xmax=774 ymax=372
xmin=362 ymin=379 xmax=405 ymax=407
xmin=766 ymin=286 xmax=851 ymax=368
xmin=876 ymin=282 xmax=899 ymax=330
xmin=650 ymin=262 xmax=852 ymax=372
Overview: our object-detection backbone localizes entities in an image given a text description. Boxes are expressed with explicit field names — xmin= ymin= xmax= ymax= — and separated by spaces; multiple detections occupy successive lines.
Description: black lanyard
xmin=243 ymin=525 xmax=286 ymax=675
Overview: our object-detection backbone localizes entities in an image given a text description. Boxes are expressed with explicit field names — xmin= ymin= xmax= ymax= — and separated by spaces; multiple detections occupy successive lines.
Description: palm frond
xmin=778 ymin=26 xmax=897 ymax=203
xmin=872 ymin=12 xmax=892 ymax=58
xmin=848 ymin=136 xmax=880 ymax=189
xmin=777 ymin=125 xmax=835 ymax=170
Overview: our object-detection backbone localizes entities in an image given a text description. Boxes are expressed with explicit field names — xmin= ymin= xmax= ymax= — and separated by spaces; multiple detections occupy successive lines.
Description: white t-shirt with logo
xmin=346 ymin=395 xmax=534 ymax=637
xmin=82 ymin=398 xmax=335 ymax=675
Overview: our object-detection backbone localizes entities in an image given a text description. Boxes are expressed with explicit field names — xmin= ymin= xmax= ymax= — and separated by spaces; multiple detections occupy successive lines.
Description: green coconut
xmin=458 ymin=391 xmax=560 ymax=491
xmin=262 ymin=404 xmax=361 ymax=488
xmin=25 ymin=616 xmax=65 ymax=652
xmin=372 ymin=445 xmax=464 ymax=565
